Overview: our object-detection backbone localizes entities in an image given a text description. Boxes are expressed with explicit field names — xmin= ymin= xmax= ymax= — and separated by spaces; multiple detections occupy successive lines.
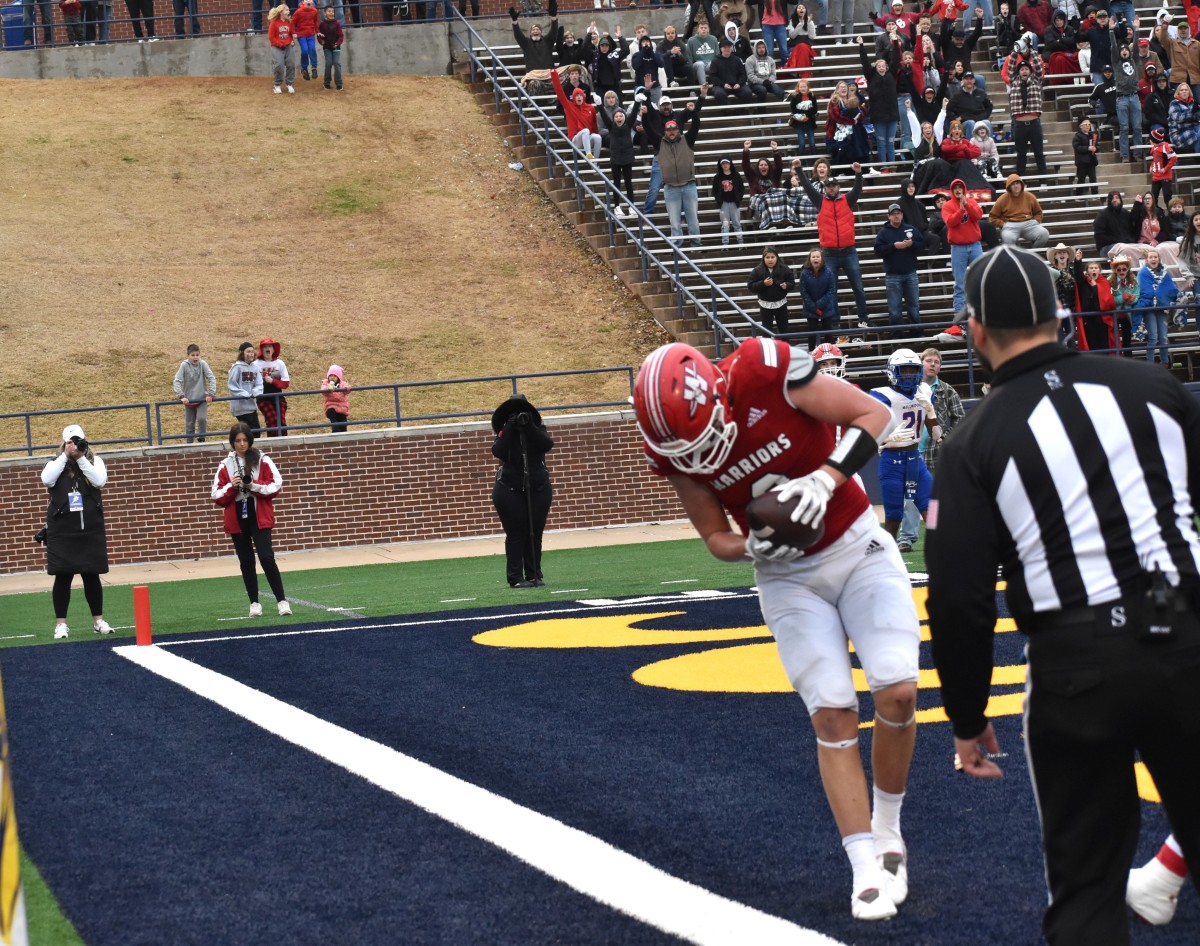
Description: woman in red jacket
xmin=267 ymin=3 xmax=297 ymax=95
xmin=212 ymin=422 xmax=292 ymax=618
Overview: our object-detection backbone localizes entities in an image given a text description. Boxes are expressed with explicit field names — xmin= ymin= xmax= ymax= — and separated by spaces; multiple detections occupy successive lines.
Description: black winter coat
xmin=43 ymin=454 xmax=109 ymax=576
xmin=597 ymin=107 xmax=637 ymax=165
xmin=748 ymin=261 xmax=795 ymax=304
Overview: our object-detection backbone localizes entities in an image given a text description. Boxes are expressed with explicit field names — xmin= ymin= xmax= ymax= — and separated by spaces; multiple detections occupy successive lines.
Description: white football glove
xmin=745 ymin=533 xmax=806 ymax=563
xmin=774 ymin=469 xmax=836 ymax=529
xmin=915 ymin=381 xmax=935 ymax=418
xmin=887 ymin=425 xmax=918 ymax=446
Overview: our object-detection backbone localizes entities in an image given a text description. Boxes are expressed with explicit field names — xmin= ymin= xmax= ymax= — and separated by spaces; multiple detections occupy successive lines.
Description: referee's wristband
xmin=825 ymin=425 xmax=878 ymax=479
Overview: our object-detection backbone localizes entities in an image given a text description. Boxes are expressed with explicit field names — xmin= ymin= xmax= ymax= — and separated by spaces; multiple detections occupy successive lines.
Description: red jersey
xmin=645 ymin=338 xmax=870 ymax=554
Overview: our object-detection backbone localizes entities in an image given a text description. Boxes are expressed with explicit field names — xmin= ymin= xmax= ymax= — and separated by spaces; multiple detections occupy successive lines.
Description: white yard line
xmin=114 ymin=644 xmax=848 ymax=946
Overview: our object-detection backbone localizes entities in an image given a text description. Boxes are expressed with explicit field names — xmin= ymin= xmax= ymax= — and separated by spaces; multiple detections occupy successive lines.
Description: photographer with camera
xmin=490 ymin=396 xmax=554 ymax=589
xmin=211 ymin=422 xmax=291 ymax=618
xmin=40 ymin=424 xmax=113 ymax=640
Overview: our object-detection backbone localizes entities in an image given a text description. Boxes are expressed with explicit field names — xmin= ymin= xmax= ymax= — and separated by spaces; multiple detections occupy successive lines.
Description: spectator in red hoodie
xmin=1016 ymin=0 xmax=1051 ymax=40
xmin=316 ymin=4 xmax=344 ymax=90
xmin=550 ymin=69 xmax=602 ymax=158
xmin=942 ymin=177 xmax=984 ymax=313
xmin=1148 ymin=126 xmax=1178 ymax=210
xmin=267 ymin=4 xmax=297 ymax=94
xmin=292 ymin=0 xmax=320 ymax=82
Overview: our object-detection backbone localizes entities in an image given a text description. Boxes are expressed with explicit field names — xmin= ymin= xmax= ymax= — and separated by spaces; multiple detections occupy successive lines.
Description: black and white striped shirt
xmin=926 ymin=343 xmax=1200 ymax=737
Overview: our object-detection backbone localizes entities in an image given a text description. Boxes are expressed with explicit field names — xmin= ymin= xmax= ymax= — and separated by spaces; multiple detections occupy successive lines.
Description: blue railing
xmin=0 ymin=366 xmax=635 ymax=457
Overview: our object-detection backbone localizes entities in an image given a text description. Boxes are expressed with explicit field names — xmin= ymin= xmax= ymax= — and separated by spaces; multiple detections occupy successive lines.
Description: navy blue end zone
xmin=3 ymin=590 xmax=1194 ymax=945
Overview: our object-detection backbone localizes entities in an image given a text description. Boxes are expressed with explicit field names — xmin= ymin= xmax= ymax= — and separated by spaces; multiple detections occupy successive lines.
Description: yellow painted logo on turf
xmin=473 ymin=584 xmax=1163 ymax=804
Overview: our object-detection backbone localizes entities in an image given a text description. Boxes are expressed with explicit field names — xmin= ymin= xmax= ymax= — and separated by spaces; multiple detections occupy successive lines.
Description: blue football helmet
xmin=886 ymin=348 xmax=923 ymax=396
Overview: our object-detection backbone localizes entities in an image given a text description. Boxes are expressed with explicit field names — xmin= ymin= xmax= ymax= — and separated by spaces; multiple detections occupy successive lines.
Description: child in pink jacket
xmin=321 ymin=365 xmax=351 ymax=432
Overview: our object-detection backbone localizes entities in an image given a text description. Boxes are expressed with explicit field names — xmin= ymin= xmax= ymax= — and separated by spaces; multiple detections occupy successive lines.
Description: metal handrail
xmin=449 ymin=15 xmax=752 ymax=357
xmin=0 ymin=365 xmax=635 ymax=457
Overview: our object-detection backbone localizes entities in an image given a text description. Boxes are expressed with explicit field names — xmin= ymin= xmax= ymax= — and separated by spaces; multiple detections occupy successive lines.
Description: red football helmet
xmin=812 ymin=342 xmax=846 ymax=378
xmin=633 ymin=343 xmax=737 ymax=475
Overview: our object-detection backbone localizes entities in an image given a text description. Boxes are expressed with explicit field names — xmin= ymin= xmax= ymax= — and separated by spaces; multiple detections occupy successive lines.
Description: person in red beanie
xmin=254 ymin=339 xmax=290 ymax=436
xmin=1148 ymin=125 xmax=1178 ymax=210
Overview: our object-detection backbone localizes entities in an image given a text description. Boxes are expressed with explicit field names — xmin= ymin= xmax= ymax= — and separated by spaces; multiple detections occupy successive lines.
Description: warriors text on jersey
xmin=644 ymin=338 xmax=870 ymax=553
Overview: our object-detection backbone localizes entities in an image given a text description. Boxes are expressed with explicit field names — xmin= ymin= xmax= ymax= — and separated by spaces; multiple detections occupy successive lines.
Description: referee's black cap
xmin=965 ymin=246 xmax=1058 ymax=328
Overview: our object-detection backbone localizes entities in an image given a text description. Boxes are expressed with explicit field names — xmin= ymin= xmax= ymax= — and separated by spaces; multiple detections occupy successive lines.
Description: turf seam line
xmin=113 ymin=644 xmax=850 ymax=946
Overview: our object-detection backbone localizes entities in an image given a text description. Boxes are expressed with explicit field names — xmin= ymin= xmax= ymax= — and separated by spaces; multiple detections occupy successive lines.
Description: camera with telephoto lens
xmin=70 ymin=435 xmax=89 ymax=453
xmin=514 ymin=412 xmax=532 ymax=427
xmin=33 ymin=527 xmax=47 ymax=544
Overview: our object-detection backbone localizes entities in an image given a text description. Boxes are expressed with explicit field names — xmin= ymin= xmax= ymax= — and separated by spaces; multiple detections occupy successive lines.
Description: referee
xmin=925 ymin=246 xmax=1200 ymax=946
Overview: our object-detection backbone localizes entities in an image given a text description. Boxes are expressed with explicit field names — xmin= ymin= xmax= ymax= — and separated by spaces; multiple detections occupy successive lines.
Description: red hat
xmin=572 ymin=87 xmax=586 ymax=102
xmin=1150 ymin=126 xmax=1165 ymax=142
xmin=258 ymin=338 xmax=281 ymax=358
xmin=664 ymin=119 xmax=679 ymax=130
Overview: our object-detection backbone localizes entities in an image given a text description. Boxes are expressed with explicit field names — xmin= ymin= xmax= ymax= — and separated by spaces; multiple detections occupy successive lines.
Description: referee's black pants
xmin=491 ymin=482 xmax=552 ymax=586
xmin=1024 ymin=600 xmax=1200 ymax=946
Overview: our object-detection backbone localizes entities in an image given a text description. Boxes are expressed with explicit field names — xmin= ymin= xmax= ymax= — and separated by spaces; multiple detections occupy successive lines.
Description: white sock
xmin=843 ymin=832 xmax=884 ymax=892
xmin=871 ymin=787 xmax=905 ymax=844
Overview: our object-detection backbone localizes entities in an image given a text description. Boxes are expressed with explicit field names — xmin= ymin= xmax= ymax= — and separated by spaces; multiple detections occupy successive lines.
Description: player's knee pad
xmin=815 ymin=735 xmax=860 ymax=750
xmin=875 ymin=709 xmax=916 ymax=730
xmin=865 ymin=647 xmax=919 ymax=695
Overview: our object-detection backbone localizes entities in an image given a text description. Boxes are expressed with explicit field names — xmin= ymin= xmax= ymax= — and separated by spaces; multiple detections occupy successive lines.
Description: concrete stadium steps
xmin=460 ymin=9 xmax=1200 ymax=382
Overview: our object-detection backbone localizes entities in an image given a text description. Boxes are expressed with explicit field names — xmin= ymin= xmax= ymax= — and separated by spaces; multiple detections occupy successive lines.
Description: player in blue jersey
xmin=868 ymin=348 xmax=943 ymax=541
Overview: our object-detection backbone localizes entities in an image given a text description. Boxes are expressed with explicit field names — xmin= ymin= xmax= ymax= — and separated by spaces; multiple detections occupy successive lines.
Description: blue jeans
xmin=951 ymin=241 xmax=983 ymax=313
xmin=761 ymin=22 xmax=788 ymax=64
xmin=1115 ymin=94 xmax=1142 ymax=159
xmin=963 ymin=0 xmax=993 ymax=28
xmin=642 ymin=158 xmax=662 ymax=215
xmin=795 ymin=123 xmax=816 ymax=153
xmin=323 ymin=46 xmax=342 ymax=86
xmin=1145 ymin=312 xmax=1170 ymax=364
xmin=1108 ymin=0 xmax=1135 ymax=22
xmin=298 ymin=34 xmax=317 ymax=71
xmin=173 ymin=0 xmax=200 ymax=33
xmin=813 ymin=0 xmax=828 ymax=26
xmin=886 ymin=271 xmax=920 ymax=325
xmin=824 ymin=246 xmax=868 ymax=322
xmin=874 ymin=118 xmax=897 ymax=163
xmin=897 ymin=97 xmax=913 ymax=149
xmin=897 ymin=498 xmax=921 ymax=547
xmin=664 ymin=181 xmax=701 ymax=247
xmin=960 ymin=118 xmax=992 ymax=140
xmin=22 ymin=0 xmax=54 ymax=44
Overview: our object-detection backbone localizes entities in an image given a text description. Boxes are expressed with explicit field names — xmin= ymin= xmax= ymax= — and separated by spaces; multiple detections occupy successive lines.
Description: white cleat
xmin=851 ymin=884 xmax=897 ymax=921
xmin=1127 ymin=860 xmax=1182 ymax=926
xmin=277 ymin=600 xmax=292 ymax=616
xmin=248 ymin=602 xmax=263 ymax=618
xmin=877 ymin=845 xmax=908 ymax=906
xmin=53 ymin=623 xmax=69 ymax=640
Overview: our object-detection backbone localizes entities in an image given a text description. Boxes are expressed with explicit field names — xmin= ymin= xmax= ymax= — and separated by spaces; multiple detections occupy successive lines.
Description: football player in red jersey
xmin=634 ymin=339 xmax=922 ymax=922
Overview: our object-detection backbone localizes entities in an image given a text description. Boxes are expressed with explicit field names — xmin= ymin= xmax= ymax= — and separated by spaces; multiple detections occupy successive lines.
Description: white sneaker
xmin=53 ymin=623 xmax=69 ymax=640
xmin=93 ymin=619 xmax=114 ymax=635
xmin=273 ymin=86 xmax=282 ymax=94
xmin=248 ymin=602 xmax=263 ymax=618
xmin=1127 ymin=859 xmax=1183 ymax=926
xmin=876 ymin=839 xmax=908 ymax=905
xmin=148 ymin=35 xmax=160 ymax=41
xmin=851 ymin=883 xmax=897 ymax=921
xmin=286 ymin=85 xmax=296 ymax=94
xmin=614 ymin=206 xmax=626 ymax=218
xmin=277 ymin=600 xmax=292 ymax=616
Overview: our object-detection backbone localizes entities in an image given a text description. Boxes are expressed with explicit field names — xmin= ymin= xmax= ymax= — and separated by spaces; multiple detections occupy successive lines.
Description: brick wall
xmin=32 ymin=0 xmax=653 ymax=47
xmin=0 ymin=413 xmax=684 ymax=576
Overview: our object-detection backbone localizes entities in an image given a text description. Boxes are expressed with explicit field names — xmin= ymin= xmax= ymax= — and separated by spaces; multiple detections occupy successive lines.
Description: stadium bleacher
xmin=464 ymin=6 xmax=1198 ymax=388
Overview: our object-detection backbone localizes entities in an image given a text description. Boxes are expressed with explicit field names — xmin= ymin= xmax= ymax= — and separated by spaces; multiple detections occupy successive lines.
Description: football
xmin=745 ymin=489 xmax=826 ymax=550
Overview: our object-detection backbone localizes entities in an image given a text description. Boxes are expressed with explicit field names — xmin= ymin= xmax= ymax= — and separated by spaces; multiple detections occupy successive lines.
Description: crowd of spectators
xmin=513 ymin=0 xmax=1199 ymax=357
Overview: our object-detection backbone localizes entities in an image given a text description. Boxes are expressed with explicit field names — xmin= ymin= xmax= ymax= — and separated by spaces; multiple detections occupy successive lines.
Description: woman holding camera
xmin=211 ymin=422 xmax=292 ymax=618
xmin=41 ymin=424 xmax=113 ymax=639
xmin=490 ymin=396 xmax=554 ymax=588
